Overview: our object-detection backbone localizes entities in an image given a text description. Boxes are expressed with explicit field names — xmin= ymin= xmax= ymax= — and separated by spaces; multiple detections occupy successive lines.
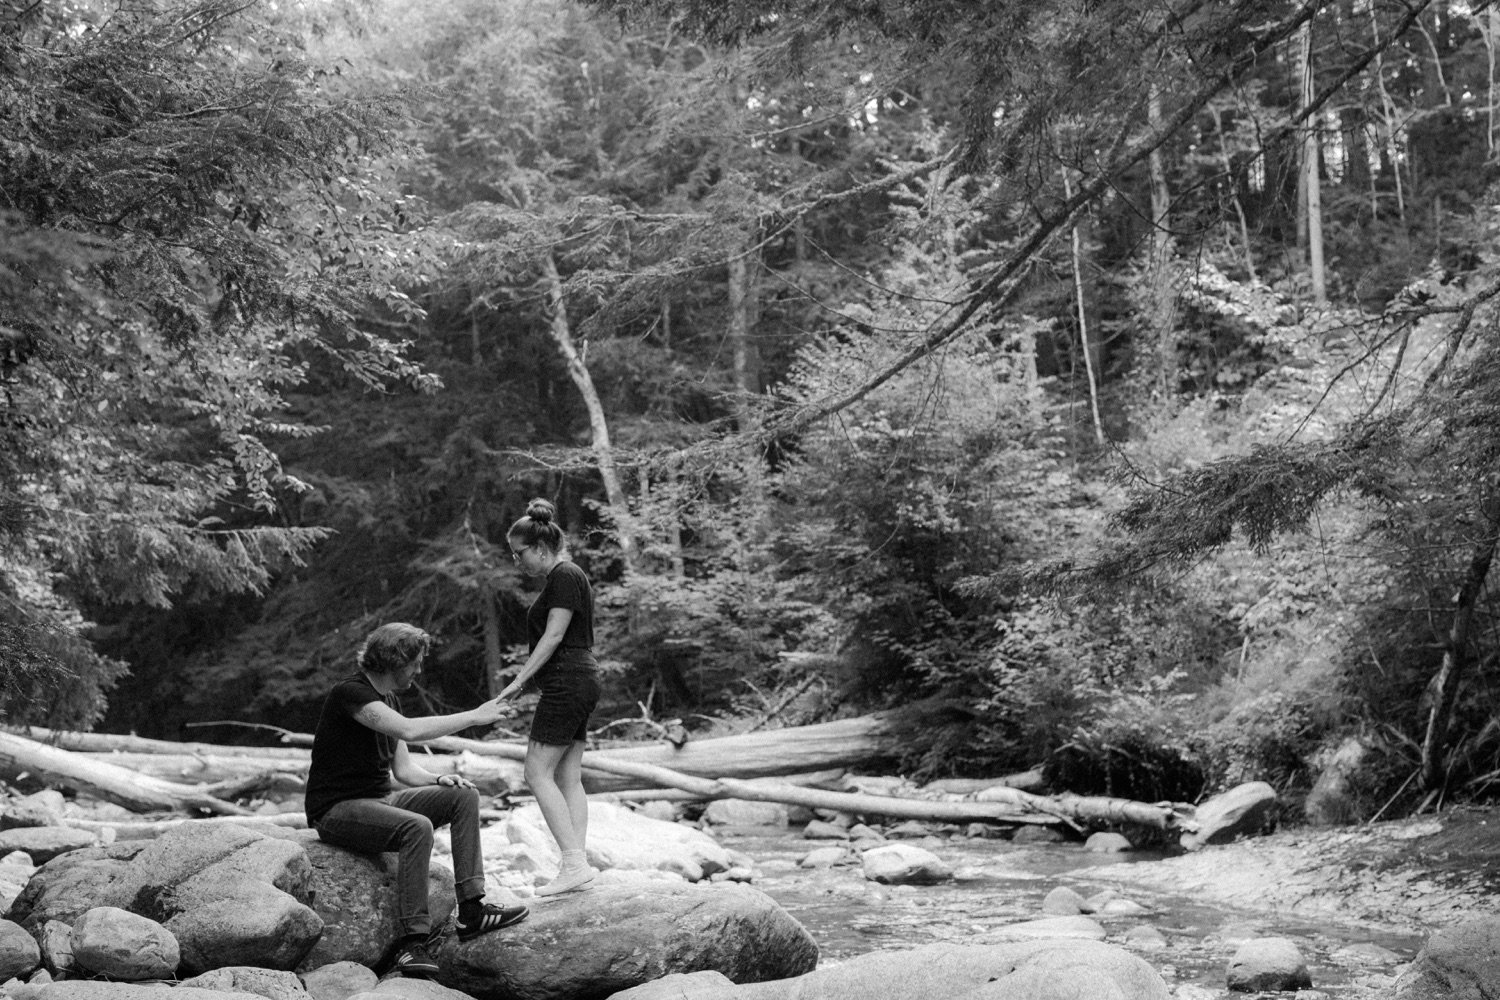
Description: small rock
xmin=70 ymin=906 xmax=180 ymax=981
xmin=36 ymin=921 xmax=71 ymax=977
xmin=302 ymin=959 xmax=378 ymax=1000
xmin=993 ymin=915 xmax=1107 ymax=941
xmin=1041 ymin=886 xmax=1086 ymax=915
xmin=1084 ymin=831 xmax=1132 ymax=852
xmin=798 ymin=846 xmax=849 ymax=869
xmin=802 ymin=819 xmax=849 ymax=840
xmin=1123 ymin=925 xmax=1169 ymax=950
xmin=1082 ymin=890 xmax=1115 ymax=913
xmin=0 ymin=828 xmax=94 ymax=866
xmin=1227 ymin=936 xmax=1313 ymax=992
xmin=1098 ymin=898 xmax=1150 ymax=916
xmin=703 ymin=799 xmax=789 ymax=828
xmin=710 ymin=866 xmax=754 ymax=882
xmin=1331 ymin=941 xmax=1402 ymax=967
xmin=964 ymin=823 xmax=1005 ymax=838
xmin=1011 ymin=825 xmax=1066 ymax=844
xmin=885 ymin=821 xmax=933 ymax=839
xmin=847 ymin=823 xmax=884 ymax=841
xmin=634 ymin=801 xmax=679 ymax=823
xmin=861 ymin=843 xmax=952 ymax=885
xmin=1216 ymin=921 xmax=1262 ymax=945
xmin=851 ymin=838 xmax=885 ymax=853
xmin=0 ymin=919 xmax=39 ymax=982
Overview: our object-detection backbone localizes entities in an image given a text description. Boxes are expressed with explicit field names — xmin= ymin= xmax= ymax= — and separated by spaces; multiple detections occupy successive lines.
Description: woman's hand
xmin=497 ymin=680 xmax=524 ymax=701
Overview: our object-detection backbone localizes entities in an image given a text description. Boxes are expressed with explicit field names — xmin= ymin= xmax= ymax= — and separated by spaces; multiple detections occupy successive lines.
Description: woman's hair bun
xmin=525 ymin=498 xmax=555 ymax=524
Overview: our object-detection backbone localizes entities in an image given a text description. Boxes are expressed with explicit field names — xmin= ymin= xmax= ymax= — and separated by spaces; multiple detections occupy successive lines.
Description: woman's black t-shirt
xmin=304 ymin=673 xmax=398 ymax=824
xmin=526 ymin=560 xmax=594 ymax=666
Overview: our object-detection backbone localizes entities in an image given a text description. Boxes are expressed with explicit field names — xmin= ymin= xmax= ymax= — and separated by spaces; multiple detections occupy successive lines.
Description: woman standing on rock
xmin=499 ymin=498 xmax=602 ymax=895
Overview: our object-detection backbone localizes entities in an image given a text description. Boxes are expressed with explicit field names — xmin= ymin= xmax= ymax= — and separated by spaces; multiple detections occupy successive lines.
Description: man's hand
xmin=435 ymin=773 xmax=476 ymax=790
xmin=471 ymin=695 xmax=510 ymax=726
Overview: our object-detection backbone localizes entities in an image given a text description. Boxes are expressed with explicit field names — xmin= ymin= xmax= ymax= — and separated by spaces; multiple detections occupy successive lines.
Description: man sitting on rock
xmin=306 ymin=622 xmax=528 ymax=978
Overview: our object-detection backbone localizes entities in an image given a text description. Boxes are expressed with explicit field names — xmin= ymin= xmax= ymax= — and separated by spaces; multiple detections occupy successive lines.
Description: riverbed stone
xmin=1011 ymin=825 xmax=1066 ymax=844
xmin=1304 ymin=736 xmax=1374 ymax=826
xmin=1123 ymin=925 xmax=1169 ymax=950
xmin=0 ymin=917 xmax=39 ymax=980
xmin=798 ymin=846 xmax=847 ymax=868
xmin=1181 ymin=781 xmax=1278 ymax=851
xmin=0 ymin=792 xmax=67 ymax=831
xmin=1042 ymin=886 xmax=1086 ymax=915
xmin=0 ymin=828 xmax=95 ymax=866
xmin=886 ymin=821 xmax=934 ymax=839
xmin=801 ymin=820 xmax=848 ymax=840
xmin=3 ymin=985 xmax=267 ymax=999
xmin=993 ymin=915 xmax=1107 ymax=941
xmin=1391 ymin=914 xmax=1500 ymax=1000
xmin=1226 ymin=936 xmax=1312 ymax=992
xmin=610 ymin=970 xmax=737 ymax=999
xmin=595 ymin=939 xmax=1169 ymax=1000
xmin=435 ymin=879 xmax=817 ymax=1000
xmin=500 ymin=801 xmax=732 ymax=883
xmin=703 ymin=800 xmax=788 ymax=829
xmin=861 ymin=843 xmax=952 ymax=884
xmin=302 ymin=959 xmax=377 ymax=999
xmin=179 ymin=965 xmax=308 ymax=999
xmin=847 ymin=823 xmax=883 ymax=841
xmin=1085 ymin=832 xmax=1132 ymax=852
xmin=37 ymin=919 xmax=72 ymax=975
xmin=71 ymin=905 xmax=180 ymax=980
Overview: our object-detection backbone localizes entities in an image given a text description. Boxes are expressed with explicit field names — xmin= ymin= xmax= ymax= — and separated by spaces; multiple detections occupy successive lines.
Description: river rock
xmin=4 ymin=985 xmax=268 ymax=999
xmin=1123 ymin=925 xmax=1168 ymax=950
xmin=0 ymin=917 xmax=38 ymax=980
xmin=303 ymin=959 xmax=378 ymax=999
xmin=297 ymin=838 xmax=455 ymax=973
xmin=861 ymin=843 xmax=951 ymax=884
xmin=1180 ymin=782 xmax=1277 ymax=851
xmin=1226 ymin=936 xmax=1313 ymax=992
xmin=37 ymin=919 xmax=72 ymax=975
xmin=71 ymin=905 xmax=180 ymax=980
xmin=1304 ymin=736 xmax=1374 ymax=826
xmin=1041 ymin=886 xmax=1086 ymax=915
xmin=0 ymin=792 xmax=68 ymax=831
xmin=435 ymin=880 xmax=817 ymax=1000
xmin=180 ymin=965 xmax=308 ymax=999
xmin=798 ymin=846 xmax=847 ymax=868
xmin=1011 ymin=825 xmax=1066 ymax=844
xmin=497 ymin=801 xmax=732 ymax=883
xmin=1084 ymin=832 xmax=1132 ymax=852
xmin=597 ymin=939 xmax=1169 ymax=1000
xmin=993 ymin=915 xmax=1107 ymax=941
xmin=847 ymin=823 xmax=884 ymax=842
xmin=348 ymin=981 xmax=478 ymax=999
xmin=704 ymin=800 xmax=788 ymax=828
xmin=801 ymin=820 xmax=848 ymax=840
xmin=0 ymin=854 xmax=34 ymax=913
xmin=0 ymin=827 xmax=95 ymax=865
xmin=610 ymin=970 xmax=737 ymax=999
xmin=1391 ymin=914 xmax=1500 ymax=999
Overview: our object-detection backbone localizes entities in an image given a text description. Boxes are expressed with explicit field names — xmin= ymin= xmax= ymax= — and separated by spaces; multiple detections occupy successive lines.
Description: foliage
xmin=0 ymin=0 xmax=435 ymax=726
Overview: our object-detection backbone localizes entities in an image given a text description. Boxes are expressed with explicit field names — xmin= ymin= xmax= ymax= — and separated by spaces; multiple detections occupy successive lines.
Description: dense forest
xmin=4 ymin=0 xmax=1500 ymax=823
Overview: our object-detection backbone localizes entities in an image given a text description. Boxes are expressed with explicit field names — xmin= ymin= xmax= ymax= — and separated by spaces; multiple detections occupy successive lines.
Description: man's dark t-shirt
xmin=305 ymin=672 xmax=398 ymax=824
xmin=526 ymin=560 xmax=594 ymax=662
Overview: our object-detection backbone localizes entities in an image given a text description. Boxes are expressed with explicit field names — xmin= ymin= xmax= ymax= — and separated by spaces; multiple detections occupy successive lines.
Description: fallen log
xmin=0 ymin=732 xmax=253 ymax=816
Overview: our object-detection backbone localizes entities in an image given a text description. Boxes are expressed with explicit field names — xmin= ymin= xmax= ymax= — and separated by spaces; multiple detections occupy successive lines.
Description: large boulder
xmin=436 ymin=879 xmax=818 ymax=1000
xmin=6 ymin=823 xmax=321 ymax=975
xmin=1392 ymin=915 xmax=1500 ymax=1000
xmin=1225 ymin=936 xmax=1312 ymax=992
xmin=596 ymin=939 xmax=1169 ymax=1000
xmin=493 ymin=802 xmax=733 ymax=885
xmin=1304 ymin=736 xmax=1375 ymax=826
xmin=297 ymin=837 xmax=456 ymax=973
xmin=1180 ymin=782 xmax=1277 ymax=851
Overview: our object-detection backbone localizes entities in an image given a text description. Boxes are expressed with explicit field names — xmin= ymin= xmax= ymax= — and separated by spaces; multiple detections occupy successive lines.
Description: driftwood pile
xmin=0 ymin=716 xmax=1199 ymax=838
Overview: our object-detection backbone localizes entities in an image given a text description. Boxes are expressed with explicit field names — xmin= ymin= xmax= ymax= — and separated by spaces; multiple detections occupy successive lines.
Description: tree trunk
xmin=0 ymin=732 xmax=255 ymax=816
xmin=1300 ymin=21 xmax=1328 ymax=305
xmin=1061 ymin=165 xmax=1106 ymax=445
xmin=541 ymin=252 xmax=635 ymax=564
xmin=1420 ymin=514 xmax=1500 ymax=790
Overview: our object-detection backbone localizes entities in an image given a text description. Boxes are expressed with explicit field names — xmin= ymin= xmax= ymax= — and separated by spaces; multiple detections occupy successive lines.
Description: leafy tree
xmin=0 ymin=0 xmax=433 ymax=727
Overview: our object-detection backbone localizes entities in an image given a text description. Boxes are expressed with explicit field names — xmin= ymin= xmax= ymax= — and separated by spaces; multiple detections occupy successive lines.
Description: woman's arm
xmin=498 ymin=607 xmax=573 ymax=700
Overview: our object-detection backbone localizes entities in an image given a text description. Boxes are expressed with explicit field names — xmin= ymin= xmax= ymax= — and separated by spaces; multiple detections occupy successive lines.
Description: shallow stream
xmin=715 ymin=829 xmax=1424 ymax=998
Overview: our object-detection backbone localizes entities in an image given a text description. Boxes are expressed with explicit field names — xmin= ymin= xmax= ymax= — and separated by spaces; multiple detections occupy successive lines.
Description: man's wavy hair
xmin=358 ymin=623 xmax=432 ymax=675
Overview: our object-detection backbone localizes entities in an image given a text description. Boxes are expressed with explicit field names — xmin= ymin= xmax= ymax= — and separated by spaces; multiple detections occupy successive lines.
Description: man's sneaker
xmin=535 ymin=865 xmax=598 ymax=896
xmin=390 ymin=940 xmax=440 ymax=978
xmin=456 ymin=902 xmax=530 ymax=941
